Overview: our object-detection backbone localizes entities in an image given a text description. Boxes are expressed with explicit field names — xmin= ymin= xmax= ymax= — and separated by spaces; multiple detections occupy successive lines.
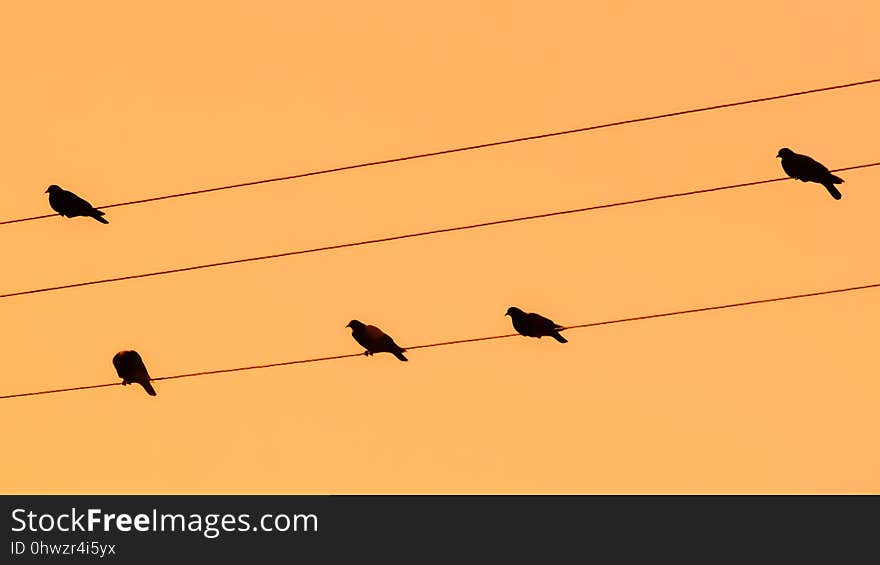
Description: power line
xmin=3 ymin=281 xmax=877 ymax=400
xmin=2 ymin=77 xmax=878 ymax=227
xmin=1 ymin=162 xmax=877 ymax=301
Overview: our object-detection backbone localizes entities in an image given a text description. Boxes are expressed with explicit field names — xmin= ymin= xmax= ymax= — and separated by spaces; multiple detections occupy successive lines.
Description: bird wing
xmin=791 ymin=153 xmax=831 ymax=181
xmin=363 ymin=325 xmax=392 ymax=348
xmin=379 ymin=334 xmax=402 ymax=352
xmin=61 ymin=190 xmax=97 ymax=213
xmin=527 ymin=312 xmax=559 ymax=333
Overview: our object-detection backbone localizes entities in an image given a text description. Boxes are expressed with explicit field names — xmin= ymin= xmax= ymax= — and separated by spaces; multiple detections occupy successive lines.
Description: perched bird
xmin=776 ymin=148 xmax=844 ymax=200
xmin=45 ymin=184 xmax=109 ymax=223
xmin=346 ymin=320 xmax=408 ymax=361
xmin=505 ymin=306 xmax=568 ymax=343
xmin=112 ymin=350 xmax=157 ymax=396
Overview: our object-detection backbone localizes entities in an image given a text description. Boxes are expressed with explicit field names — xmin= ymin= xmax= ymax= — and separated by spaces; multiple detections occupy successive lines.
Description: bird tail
xmin=140 ymin=381 xmax=158 ymax=396
xmin=822 ymin=183 xmax=842 ymax=200
xmin=551 ymin=331 xmax=568 ymax=344
xmin=91 ymin=211 xmax=109 ymax=224
xmin=392 ymin=349 xmax=408 ymax=362
xmin=828 ymin=174 xmax=844 ymax=184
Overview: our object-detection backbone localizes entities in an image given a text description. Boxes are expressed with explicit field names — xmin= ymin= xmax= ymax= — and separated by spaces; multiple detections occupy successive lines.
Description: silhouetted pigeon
xmin=346 ymin=320 xmax=408 ymax=361
xmin=505 ymin=307 xmax=568 ymax=343
xmin=112 ymin=350 xmax=157 ymax=396
xmin=777 ymin=148 xmax=844 ymax=200
xmin=46 ymin=184 xmax=109 ymax=223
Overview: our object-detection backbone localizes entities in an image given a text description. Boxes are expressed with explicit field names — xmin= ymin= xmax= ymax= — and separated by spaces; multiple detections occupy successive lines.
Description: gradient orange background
xmin=1 ymin=1 xmax=877 ymax=493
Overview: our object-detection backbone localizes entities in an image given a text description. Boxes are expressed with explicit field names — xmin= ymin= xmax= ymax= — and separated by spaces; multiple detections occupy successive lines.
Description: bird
xmin=112 ymin=350 xmax=157 ymax=396
xmin=776 ymin=148 xmax=844 ymax=200
xmin=346 ymin=320 xmax=408 ymax=361
xmin=45 ymin=184 xmax=109 ymax=223
xmin=505 ymin=306 xmax=568 ymax=343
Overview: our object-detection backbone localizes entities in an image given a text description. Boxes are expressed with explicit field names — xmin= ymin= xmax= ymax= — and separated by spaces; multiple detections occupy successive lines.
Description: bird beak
xmin=44 ymin=188 xmax=49 ymax=193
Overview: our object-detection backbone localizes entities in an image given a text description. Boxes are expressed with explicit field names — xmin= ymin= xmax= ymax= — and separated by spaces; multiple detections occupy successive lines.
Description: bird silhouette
xmin=46 ymin=184 xmax=109 ymax=223
xmin=776 ymin=148 xmax=844 ymax=200
xmin=112 ymin=350 xmax=157 ymax=396
xmin=346 ymin=320 xmax=408 ymax=361
xmin=505 ymin=306 xmax=568 ymax=343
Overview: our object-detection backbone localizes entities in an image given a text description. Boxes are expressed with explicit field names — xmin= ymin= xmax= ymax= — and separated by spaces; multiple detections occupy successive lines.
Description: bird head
xmin=45 ymin=184 xmax=62 ymax=194
xmin=776 ymin=148 xmax=793 ymax=159
xmin=346 ymin=320 xmax=364 ymax=330
xmin=505 ymin=307 xmax=524 ymax=317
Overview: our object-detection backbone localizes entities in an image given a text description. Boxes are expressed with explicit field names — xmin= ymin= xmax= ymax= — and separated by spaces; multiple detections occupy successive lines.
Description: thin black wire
xmin=1 ymin=162 xmax=877 ymax=300
xmin=2 ymin=77 xmax=878 ymax=227
xmin=3 ymin=281 xmax=877 ymax=400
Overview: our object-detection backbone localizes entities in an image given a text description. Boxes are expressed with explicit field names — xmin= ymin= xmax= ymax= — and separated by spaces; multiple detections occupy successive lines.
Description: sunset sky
xmin=1 ymin=1 xmax=877 ymax=493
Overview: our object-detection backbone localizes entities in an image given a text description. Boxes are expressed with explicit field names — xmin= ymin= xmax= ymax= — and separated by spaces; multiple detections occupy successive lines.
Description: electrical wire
xmin=3 ymin=280 xmax=876 ymax=400
xmin=1 ymin=162 xmax=877 ymax=300
xmin=2 ymin=77 xmax=877 ymax=227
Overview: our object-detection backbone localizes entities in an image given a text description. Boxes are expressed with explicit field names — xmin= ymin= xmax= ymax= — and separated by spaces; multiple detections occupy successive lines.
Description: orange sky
xmin=1 ymin=1 xmax=878 ymax=493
